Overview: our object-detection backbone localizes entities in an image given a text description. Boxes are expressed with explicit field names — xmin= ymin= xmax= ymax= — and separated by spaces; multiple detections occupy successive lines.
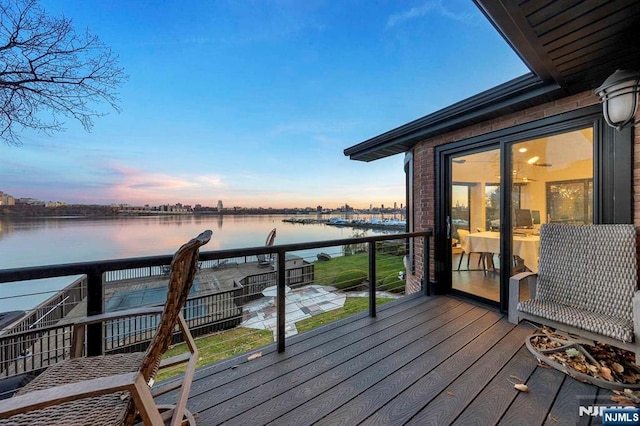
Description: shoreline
xmin=283 ymin=217 xmax=406 ymax=231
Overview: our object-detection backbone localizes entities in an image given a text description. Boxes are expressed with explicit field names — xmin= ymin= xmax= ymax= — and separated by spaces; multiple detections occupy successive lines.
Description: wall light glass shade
xmin=595 ymin=69 xmax=640 ymax=130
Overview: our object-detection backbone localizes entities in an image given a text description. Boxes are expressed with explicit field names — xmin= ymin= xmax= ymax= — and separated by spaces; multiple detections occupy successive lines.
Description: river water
xmin=0 ymin=214 xmax=402 ymax=311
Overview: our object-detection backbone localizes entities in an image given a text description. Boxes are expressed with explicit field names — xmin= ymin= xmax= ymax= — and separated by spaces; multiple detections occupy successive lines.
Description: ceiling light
xmin=595 ymin=69 xmax=640 ymax=130
xmin=527 ymin=156 xmax=539 ymax=165
xmin=518 ymin=148 xmax=527 ymax=153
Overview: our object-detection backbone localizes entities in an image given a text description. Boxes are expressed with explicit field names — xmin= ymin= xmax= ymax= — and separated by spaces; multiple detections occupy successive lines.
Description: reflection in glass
xmin=547 ymin=179 xmax=593 ymax=224
xmin=451 ymin=148 xmax=501 ymax=302
xmin=510 ymin=127 xmax=593 ymax=276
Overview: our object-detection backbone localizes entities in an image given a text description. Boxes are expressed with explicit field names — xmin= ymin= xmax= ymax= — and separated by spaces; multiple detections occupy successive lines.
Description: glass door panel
xmin=451 ymin=148 xmax=501 ymax=302
xmin=510 ymin=128 xmax=593 ymax=285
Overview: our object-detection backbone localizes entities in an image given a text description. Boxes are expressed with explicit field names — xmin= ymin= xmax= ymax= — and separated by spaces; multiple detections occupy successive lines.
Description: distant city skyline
xmin=0 ymin=1 xmax=528 ymax=209
xmin=0 ymin=188 xmax=405 ymax=211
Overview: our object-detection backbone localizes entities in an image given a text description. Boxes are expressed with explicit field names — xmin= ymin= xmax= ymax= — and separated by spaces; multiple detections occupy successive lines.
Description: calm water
xmin=0 ymin=214 xmax=400 ymax=311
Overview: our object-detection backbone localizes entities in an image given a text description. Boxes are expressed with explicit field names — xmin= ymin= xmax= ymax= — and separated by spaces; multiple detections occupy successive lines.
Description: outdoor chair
xmin=508 ymin=224 xmax=640 ymax=363
xmin=0 ymin=230 xmax=212 ymax=426
xmin=258 ymin=228 xmax=277 ymax=268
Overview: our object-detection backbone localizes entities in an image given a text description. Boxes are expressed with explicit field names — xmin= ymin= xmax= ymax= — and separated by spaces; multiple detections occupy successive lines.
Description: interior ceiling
xmin=476 ymin=0 xmax=640 ymax=94
xmin=453 ymin=127 xmax=594 ymax=182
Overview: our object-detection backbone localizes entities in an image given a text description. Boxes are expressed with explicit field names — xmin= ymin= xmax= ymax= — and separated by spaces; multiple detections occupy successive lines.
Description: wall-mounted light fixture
xmin=595 ymin=69 xmax=640 ymax=130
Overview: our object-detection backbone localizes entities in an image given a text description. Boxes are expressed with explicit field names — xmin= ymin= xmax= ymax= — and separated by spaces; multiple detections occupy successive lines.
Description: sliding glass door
xmin=448 ymin=126 xmax=594 ymax=305
xmin=509 ymin=128 xmax=593 ymax=283
xmin=451 ymin=147 xmax=501 ymax=302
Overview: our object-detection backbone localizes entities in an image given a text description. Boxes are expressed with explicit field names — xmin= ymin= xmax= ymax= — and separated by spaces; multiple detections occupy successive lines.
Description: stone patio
xmin=240 ymin=285 xmax=401 ymax=339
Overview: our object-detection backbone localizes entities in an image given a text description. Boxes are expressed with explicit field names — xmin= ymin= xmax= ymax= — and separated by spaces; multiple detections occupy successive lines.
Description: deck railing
xmin=0 ymin=231 xmax=431 ymax=379
xmin=6 ymin=276 xmax=87 ymax=334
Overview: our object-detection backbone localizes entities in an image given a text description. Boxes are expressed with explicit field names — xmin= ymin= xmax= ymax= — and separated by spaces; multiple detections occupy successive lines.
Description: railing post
xmin=277 ymin=249 xmax=286 ymax=353
xmin=86 ymin=269 xmax=104 ymax=356
xmin=423 ymin=234 xmax=430 ymax=296
xmin=368 ymin=241 xmax=376 ymax=318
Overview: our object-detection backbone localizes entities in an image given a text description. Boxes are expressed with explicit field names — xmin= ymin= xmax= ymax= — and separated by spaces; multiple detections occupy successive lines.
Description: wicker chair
xmin=0 ymin=230 xmax=212 ymax=426
xmin=258 ymin=228 xmax=276 ymax=268
xmin=508 ymin=224 xmax=640 ymax=362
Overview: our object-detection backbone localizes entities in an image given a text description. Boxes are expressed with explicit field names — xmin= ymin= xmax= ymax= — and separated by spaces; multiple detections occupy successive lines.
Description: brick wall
xmin=405 ymin=90 xmax=631 ymax=294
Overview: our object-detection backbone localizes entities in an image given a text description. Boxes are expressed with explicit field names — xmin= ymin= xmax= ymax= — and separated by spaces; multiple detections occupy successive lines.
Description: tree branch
xmin=0 ymin=0 xmax=127 ymax=145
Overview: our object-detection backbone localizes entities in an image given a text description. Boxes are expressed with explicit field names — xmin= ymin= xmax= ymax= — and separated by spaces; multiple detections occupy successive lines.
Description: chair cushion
xmin=518 ymin=299 xmax=634 ymax=342
xmin=0 ymin=352 xmax=145 ymax=426
xmin=536 ymin=224 xmax=637 ymax=322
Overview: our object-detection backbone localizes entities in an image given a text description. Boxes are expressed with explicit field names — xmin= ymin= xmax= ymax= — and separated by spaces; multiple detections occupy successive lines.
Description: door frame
xmin=434 ymin=104 xmax=628 ymax=312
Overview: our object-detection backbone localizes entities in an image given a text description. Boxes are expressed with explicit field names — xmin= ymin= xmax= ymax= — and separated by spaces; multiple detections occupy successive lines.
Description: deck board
xmin=180 ymin=296 xmax=463 ymax=415
xmin=453 ymin=345 xmax=540 ymax=425
xmin=344 ymin=315 xmax=510 ymax=426
xmin=272 ymin=309 xmax=499 ymax=426
xmin=163 ymin=294 xmax=610 ymax=425
xmin=499 ymin=362 xmax=566 ymax=425
xmin=198 ymin=302 xmax=484 ymax=424
xmin=399 ymin=321 xmax=534 ymax=426
xmin=543 ymin=376 xmax=594 ymax=426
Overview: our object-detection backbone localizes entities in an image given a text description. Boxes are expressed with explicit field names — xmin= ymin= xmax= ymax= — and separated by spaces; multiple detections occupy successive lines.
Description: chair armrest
xmin=508 ymin=271 xmax=538 ymax=324
xmin=633 ymin=291 xmax=640 ymax=351
xmin=0 ymin=371 xmax=140 ymax=419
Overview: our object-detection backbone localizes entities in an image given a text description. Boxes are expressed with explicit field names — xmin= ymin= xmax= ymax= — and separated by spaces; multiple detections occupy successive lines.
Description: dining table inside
xmin=463 ymin=231 xmax=540 ymax=273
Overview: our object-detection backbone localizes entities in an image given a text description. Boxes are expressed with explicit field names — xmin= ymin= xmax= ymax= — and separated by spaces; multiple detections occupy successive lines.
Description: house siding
xmin=406 ymin=90 xmax=638 ymax=294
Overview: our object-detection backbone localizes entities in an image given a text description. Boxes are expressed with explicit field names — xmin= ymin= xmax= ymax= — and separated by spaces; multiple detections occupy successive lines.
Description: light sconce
xmin=595 ymin=69 xmax=640 ymax=130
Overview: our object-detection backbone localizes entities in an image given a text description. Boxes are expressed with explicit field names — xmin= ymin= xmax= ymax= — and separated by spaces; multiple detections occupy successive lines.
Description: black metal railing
xmin=8 ymin=276 xmax=86 ymax=334
xmin=0 ymin=231 xmax=431 ymax=373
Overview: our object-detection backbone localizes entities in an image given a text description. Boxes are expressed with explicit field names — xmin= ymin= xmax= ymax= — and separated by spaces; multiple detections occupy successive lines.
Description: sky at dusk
xmin=0 ymin=0 xmax=528 ymax=209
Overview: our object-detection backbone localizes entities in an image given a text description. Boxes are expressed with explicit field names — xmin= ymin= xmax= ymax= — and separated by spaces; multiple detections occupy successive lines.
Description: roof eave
xmin=344 ymin=74 xmax=561 ymax=162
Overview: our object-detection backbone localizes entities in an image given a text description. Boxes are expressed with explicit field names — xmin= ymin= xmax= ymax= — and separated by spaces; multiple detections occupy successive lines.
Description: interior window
xmin=510 ymin=127 xmax=593 ymax=278
xmin=546 ymin=179 xmax=593 ymax=224
xmin=452 ymin=184 xmax=471 ymax=236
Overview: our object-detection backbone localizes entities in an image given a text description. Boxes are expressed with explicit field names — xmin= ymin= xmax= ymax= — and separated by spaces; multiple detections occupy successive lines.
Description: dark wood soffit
xmin=477 ymin=0 xmax=640 ymax=93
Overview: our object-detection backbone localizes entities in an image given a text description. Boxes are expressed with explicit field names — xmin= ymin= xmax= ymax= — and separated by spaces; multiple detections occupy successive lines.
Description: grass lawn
xmin=157 ymin=253 xmax=404 ymax=381
xmin=156 ymin=327 xmax=273 ymax=382
xmin=313 ymin=252 xmax=405 ymax=291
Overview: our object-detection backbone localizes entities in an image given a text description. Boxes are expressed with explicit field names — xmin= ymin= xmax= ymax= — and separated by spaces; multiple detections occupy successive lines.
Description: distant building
xmin=217 ymin=200 xmax=223 ymax=211
xmin=45 ymin=201 xmax=67 ymax=207
xmin=16 ymin=197 xmax=44 ymax=206
xmin=0 ymin=191 xmax=15 ymax=206
xmin=157 ymin=204 xmax=189 ymax=213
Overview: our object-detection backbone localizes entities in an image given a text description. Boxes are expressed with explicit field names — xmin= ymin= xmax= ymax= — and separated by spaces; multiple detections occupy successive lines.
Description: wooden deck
xmin=159 ymin=294 xmax=613 ymax=425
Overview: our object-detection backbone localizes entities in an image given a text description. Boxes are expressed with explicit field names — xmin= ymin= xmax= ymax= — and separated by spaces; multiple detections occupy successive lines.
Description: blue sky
xmin=0 ymin=0 xmax=528 ymax=209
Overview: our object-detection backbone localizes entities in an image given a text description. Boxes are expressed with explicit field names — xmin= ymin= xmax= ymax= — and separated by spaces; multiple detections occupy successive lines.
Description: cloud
xmin=92 ymin=162 xmax=225 ymax=204
xmin=386 ymin=0 xmax=475 ymax=28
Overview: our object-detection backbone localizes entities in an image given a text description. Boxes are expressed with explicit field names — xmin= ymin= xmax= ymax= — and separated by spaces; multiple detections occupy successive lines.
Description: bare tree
xmin=0 ymin=0 xmax=126 ymax=145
